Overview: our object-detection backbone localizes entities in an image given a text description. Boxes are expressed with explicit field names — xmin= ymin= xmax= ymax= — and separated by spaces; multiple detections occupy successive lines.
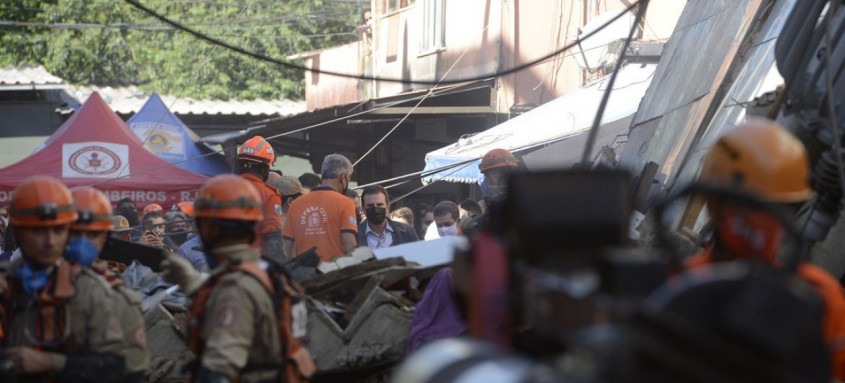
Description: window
xmin=420 ymin=0 xmax=445 ymax=53
xmin=384 ymin=0 xmax=416 ymax=13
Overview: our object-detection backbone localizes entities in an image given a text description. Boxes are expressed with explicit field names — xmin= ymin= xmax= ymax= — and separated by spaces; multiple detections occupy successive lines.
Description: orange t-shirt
xmin=685 ymin=251 xmax=845 ymax=379
xmin=241 ymin=174 xmax=283 ymax=253
xmin=282 ymin=186 xmax=358 ymax=261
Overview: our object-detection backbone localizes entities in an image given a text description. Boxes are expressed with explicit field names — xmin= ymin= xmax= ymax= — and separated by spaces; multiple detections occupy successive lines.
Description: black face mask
xmin=365 ymin=206 xmax=387 ymax=225
xmin=120 ymin=209 xmax=139 ymax=227
xmin=170 ymin=230 xmax=189 ymax=245
xmin=340 ymin=174 xmax=350 ymax=196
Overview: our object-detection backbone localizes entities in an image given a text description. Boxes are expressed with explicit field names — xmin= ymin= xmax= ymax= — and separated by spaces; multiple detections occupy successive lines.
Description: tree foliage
xmin=0 ymin=0 xmax=363 ymax=100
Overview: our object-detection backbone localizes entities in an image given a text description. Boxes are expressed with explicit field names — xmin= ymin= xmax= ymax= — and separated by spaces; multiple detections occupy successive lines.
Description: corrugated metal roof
xmin=0 ymin=66 xmax=64 ymax=90
xmin=65 ymin=85 xmax=306 ymax=117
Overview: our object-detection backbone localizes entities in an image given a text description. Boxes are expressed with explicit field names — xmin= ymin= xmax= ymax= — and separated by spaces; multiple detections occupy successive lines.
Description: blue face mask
xmin=65 ymin=237 xmax=99 ymax=267
xmin=17 ymin=261 xmax=50 ymax=294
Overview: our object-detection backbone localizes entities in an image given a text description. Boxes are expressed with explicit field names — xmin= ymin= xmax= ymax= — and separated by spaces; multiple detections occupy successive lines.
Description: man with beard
xmin=357 ymin=185 xmax=418 ymax=250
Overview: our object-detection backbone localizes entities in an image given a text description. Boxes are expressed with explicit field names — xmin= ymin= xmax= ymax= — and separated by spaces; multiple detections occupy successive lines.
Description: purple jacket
xmin=406 ymin=268 xmax=468 ymax=354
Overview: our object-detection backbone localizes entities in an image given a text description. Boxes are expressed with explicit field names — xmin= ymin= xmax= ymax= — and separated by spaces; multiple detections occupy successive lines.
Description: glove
xmin=160 ymin=252 xmax=207 ymax=294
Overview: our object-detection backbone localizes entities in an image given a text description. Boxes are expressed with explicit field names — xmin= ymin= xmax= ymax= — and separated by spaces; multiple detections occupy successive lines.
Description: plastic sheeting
xmin=122 ymin=261 xmax=188 ymax=311
xmin=422 ymin=63 xmax=656 ymax=184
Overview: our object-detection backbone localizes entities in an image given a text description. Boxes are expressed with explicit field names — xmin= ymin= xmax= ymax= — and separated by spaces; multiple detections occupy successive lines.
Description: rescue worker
xmin=478 ymin=148 xmax=519 ymax=202
xmin=686 ymin=118 xmax=845 ymax=379
xmin=236 ymin=136 xmax=285 ymax=262
xmin=161 ymin=174 xmax=315 ymax=383
xmin=0 ymin=176 xmax=126 ymax=382
xmin=67 ymin=186 xmax=149 ymax=382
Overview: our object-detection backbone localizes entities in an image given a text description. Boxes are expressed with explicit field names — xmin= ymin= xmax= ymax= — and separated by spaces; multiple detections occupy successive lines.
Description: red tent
xmin=0 ymin=92 xmax=209 ymax=208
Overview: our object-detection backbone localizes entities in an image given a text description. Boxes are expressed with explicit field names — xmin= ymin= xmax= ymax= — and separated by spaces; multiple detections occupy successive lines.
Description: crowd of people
xmin=0 ymin=134 xmax=514 ymax=382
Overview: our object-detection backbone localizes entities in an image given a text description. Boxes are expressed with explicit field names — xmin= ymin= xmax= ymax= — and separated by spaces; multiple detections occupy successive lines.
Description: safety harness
xmin=0 ymin=261 xmax=80 ymax=351
xmin=188 ymin=260 xmax=316 ymax=382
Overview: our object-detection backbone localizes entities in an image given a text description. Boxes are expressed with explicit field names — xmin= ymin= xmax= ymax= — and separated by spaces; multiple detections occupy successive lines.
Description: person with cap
xmin=269 ymin=175 xmax=304 ymax=231
xmin=0 ymin=176 xmax=126 ymax=382
xmin=110 ymin=215 xmax=134 ymax=242
xmin=116 ymin=198 xmax=143 ymax=242
xmin=283 ymin=154 xmax=359 ymax=261
xmin=478 ymin=148 xmax=519 ymax=202
xmin=160 ymin=174 xmax=314 ymax=383
xmin=67 ymin=186 xmax=149 ymax=382
xmin=236 ymin=136 xmax=285 ymax=262
xmin=684 ymin=118 xmax=845 ymax=379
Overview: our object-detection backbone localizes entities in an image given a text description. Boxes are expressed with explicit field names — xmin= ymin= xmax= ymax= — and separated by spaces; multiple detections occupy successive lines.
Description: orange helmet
xmin=194 ymin=175 xmax=263 ymax=221
xmin=70 ymin=187 xmax=113 ymax=231
xmin=237 ymin=136 xmax=276 ymax=165
xmin=700 ymin=118 xmax=812 ymax=203
xmin=10 ymin=176 xmax=77 ymax=227
xmin=143 ymin=203 xmax=163 ymax=216
xmin=479 ymin=148 xmax=518 ymax=173
xmin=176 ymin=201 xmax=195 ymax=217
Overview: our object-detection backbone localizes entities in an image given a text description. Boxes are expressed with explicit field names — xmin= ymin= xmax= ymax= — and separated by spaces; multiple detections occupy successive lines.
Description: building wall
xmin=305 ymin=0 xmax=684 ymax=113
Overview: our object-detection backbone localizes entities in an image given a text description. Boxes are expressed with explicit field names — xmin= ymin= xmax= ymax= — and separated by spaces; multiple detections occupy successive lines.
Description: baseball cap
xmin=272 ymin=176 xmax=303 ymax=197
xmin=111 ymin=215 xmax=133 ymax=232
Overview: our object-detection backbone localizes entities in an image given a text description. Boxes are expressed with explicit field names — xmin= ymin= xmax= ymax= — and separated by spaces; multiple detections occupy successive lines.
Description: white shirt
xmin=365 ymin=221 xmax=394 ymax=249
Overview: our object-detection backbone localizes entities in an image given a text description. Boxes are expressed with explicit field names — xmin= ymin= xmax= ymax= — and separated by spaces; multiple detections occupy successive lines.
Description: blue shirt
xmin=177 ymin=235 xmax=209 ymax=272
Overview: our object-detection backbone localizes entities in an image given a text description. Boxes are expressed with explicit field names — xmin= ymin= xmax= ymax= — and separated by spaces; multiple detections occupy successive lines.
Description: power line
xmin=580 ymin=0 xmax=648 ymax=164
xmin=352 ymin=23 xmax=491 ymax=168
xmin=85 ymin=82 xmax=470 ymax=187
xmin=124 ymin=0 xmax=642 ymax=85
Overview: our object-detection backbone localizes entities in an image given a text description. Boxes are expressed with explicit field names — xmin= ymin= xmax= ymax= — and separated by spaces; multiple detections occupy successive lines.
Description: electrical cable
xmin=352 ymin=23 xmax=491 ymax=168
xmin=80 ymin=0 xmax=641 ymax=190
xmin=390 ymin=160 xmax=477 ymax=206
xmin=124 ymin=0 xmax=641 ymax=85
xmin=84 ymin=82 xmax=473 ymax=187
xmin=94 ymin=0 xmax=256 ymax=188
xmin=580 ymin=0 xmax=648 ymax=164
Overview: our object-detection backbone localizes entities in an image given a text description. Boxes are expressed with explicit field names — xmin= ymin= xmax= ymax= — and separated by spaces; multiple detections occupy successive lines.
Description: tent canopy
xmin=422 ymin=63 xmax=656 ymax=184
xmin=0 ymin=92 xmax=208 ymax=208
xmin=127 ymin=93 xmax=230 ymax=176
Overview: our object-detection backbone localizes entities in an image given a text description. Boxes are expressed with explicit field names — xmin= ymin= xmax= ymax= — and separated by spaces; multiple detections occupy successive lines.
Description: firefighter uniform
xmin=694 ymin=119 xmax=845 ymax=379
xmin=192 ymin=248 xmax=284 ymax=382
xmin=3 ymin=259 xmax=126 ymax=355
xmin=166 ymin=174 xmax=314 ymax=383
xmin=69 ymin=186 xmax=149 ymax=378
xmin=92 ymin=260 xmax=149 ymax=376
xmin=1 ymin=175 xmax=128 ymax=382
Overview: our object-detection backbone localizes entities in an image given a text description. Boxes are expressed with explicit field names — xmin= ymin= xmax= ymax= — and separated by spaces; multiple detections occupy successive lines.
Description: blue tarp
xmin=127 ymin=93 xmax=230 ymax=176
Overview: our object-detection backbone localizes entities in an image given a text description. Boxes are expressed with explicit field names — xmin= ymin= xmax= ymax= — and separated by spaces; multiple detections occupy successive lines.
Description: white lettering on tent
xmin=105 ymin=191 xmax=168 ymax=203
xmin=132 ymin=123 xmax=186 ymax=159
xmin=180 ymin=191 xmax=197 ymax=201
xmin=0 ymin=190 xmax=13 ymax=203
xmin=62 ymin=142 xmax=129 ymax=178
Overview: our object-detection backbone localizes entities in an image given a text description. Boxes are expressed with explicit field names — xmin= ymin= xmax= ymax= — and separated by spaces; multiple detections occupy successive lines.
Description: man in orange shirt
xmin=283 ymin=154 xmax=358 ymax=261
xmin=236 ymin=135 xmax=286 ymax=262
xmin=685 ymin=119 xmax=845 ymax=379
